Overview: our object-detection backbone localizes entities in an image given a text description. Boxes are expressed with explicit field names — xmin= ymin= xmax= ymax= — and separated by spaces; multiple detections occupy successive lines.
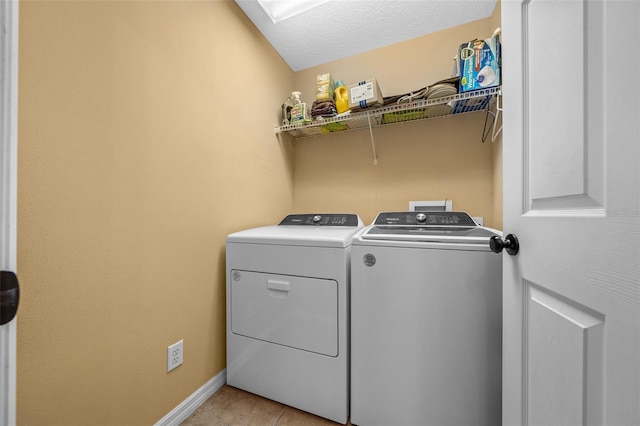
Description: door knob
xmin=1 ymin=270 xmax=20 ymax=325
xmin=489 ymin=234 xmax=520 ymax=256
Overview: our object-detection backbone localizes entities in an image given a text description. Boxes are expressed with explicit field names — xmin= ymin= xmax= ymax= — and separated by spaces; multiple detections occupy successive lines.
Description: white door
xmin=501 ymin=0 xmax=640 ymax=425
xmin=0 ymin=0 xmax=19 ymax=425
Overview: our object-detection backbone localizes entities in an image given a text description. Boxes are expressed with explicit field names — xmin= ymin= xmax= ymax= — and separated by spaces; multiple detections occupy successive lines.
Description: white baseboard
xmin=154 ymin=369 xmax=227 ymax=426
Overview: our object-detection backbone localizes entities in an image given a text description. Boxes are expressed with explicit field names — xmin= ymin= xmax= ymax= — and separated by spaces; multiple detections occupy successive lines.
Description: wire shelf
xmin=276 ymin=86 xmax=501 ymax=139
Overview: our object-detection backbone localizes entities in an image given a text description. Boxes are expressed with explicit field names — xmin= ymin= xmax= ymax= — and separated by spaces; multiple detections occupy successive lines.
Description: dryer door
xmin=230 ymin=270 xmax=338 ymax=357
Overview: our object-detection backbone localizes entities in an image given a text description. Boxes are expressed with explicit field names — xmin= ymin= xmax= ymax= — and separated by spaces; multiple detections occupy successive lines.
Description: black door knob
xmin=1 ymin=270 xmax=20 ymax=325
xmin=489 ymin=234 xmax=520 ymax=256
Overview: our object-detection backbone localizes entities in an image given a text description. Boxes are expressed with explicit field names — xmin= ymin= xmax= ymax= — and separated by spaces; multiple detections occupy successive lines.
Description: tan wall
xmin=17 ymin=1 xmax=293 ymax=424
xmin=292 ymin=15 xmax=502 ymax=227
xmin=17 ymin=1 xmax=503 ymax=424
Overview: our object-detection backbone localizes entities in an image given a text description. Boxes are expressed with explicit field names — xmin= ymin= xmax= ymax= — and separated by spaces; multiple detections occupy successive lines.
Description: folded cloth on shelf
xmin=311 ymin=100 xmax=337 ymax=117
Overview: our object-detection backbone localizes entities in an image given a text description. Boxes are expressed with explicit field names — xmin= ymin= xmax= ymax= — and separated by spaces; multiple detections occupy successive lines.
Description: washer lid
xmin=227 ymin=213 xmax=364 ymax=248
xmin=361 ymin=211 xmax=500 ymax=245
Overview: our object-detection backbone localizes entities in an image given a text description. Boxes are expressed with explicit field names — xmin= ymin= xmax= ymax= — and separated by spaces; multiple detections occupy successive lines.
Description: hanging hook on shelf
xmin=482 ymin=107 xmax=494 ymax=143
xmin=481 ymin=90 xmax=503 ymax=143
xmin=491 ymin=89 xmax=503 ymax=142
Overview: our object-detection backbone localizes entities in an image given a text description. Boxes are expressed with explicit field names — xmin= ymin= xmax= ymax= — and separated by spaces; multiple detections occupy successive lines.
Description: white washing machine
xmin=226 ymin=213 xmax=363 ymax=424
xmin=350 ymin=211 xmax=502 ymax=426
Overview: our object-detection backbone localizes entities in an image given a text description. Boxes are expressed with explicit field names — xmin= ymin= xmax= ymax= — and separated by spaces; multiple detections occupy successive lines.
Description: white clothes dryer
xmin=350 ymin=211 xmax=502 ymax=426
xmin=226 ymin=213 xmax=363 ymax=424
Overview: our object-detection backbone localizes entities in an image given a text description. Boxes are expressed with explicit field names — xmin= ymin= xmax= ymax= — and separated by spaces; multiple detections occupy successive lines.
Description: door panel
xmin=527 ymin=283 xmax=604 ymax=426
xmin=502 ymin=0 xmax=640 ymax=425
xmin=525 ymin=0 xmax=604 ymax=212
xmin=528 ymin=0 xmax=585 ymax=202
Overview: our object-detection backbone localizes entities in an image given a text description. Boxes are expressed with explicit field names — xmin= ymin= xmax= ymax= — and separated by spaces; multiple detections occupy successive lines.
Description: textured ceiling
xmin=234 ymin=0 xmax=498 ymax=71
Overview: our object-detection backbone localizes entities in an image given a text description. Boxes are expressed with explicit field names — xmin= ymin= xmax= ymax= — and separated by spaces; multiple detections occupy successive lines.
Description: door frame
xmin=0 ymin=0 xmax=19 ymax=424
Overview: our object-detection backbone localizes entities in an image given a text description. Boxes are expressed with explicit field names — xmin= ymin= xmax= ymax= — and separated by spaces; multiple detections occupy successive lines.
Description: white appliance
xmin=226 ymin=213 xmax=363 ymax=424
xmin=350 ymin=211 xmax=502 ymax=426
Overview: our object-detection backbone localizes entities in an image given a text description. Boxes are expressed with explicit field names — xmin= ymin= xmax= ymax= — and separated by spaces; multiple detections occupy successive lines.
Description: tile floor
xmin=181 ymin=385 xmax=351 ymax=426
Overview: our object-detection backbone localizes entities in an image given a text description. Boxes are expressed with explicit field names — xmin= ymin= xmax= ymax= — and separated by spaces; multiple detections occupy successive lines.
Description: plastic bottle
xmin=334 ymin=81 xmax=349 ymax=114
xmin=289 ymin=91 xmax=310 ymax=124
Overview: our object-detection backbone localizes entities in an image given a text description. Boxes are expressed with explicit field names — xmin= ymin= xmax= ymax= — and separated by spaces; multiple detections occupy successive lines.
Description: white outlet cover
xmin=167 ymin=340 xmax=183 ymax=372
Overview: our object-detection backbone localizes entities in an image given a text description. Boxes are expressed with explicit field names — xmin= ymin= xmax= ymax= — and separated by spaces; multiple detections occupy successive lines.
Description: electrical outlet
xmin=167 ymin=340 xmax=183 ymax=372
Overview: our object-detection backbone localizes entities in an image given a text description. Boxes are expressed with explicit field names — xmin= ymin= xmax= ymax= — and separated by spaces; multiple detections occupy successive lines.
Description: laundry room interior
xmin=15 ymin=0 xmax=502 ymax=424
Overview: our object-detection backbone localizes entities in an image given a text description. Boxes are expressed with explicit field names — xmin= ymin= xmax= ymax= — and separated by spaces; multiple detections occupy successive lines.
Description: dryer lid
xmin=227 ymin=213 xmax=364 ymax=247
xmin=278 ymin=213 xmax=361 ymax=227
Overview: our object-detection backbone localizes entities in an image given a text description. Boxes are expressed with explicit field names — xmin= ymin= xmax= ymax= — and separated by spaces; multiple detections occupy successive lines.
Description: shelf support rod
xmin=367 ymin=114 xmax=378 ymax=165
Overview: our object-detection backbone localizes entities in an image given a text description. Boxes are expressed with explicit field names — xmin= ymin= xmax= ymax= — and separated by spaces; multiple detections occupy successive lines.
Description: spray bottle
xmin=289 ymin=91 xmax=311 ymax=124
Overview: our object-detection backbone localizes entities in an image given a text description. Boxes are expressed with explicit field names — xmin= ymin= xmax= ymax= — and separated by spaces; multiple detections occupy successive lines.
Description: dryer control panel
xmin=279 ymin=214 xmax=360 ymax=227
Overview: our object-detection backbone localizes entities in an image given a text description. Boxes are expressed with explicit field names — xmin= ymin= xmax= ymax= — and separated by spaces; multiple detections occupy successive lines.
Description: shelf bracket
xmin=482 ymin=90 xmax=503 ymax=143
xmin=491 ymin=89 xmax=503 ymax=142
xmin=367 ymin=114 xmax=378 ymax=165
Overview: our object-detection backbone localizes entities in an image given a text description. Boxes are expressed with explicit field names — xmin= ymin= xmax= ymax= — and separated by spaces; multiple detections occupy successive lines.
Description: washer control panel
xmin=279 ymin=214 xmax=360 ymax=227
xmin=374 ymin=211 xmax=476 ymax=227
